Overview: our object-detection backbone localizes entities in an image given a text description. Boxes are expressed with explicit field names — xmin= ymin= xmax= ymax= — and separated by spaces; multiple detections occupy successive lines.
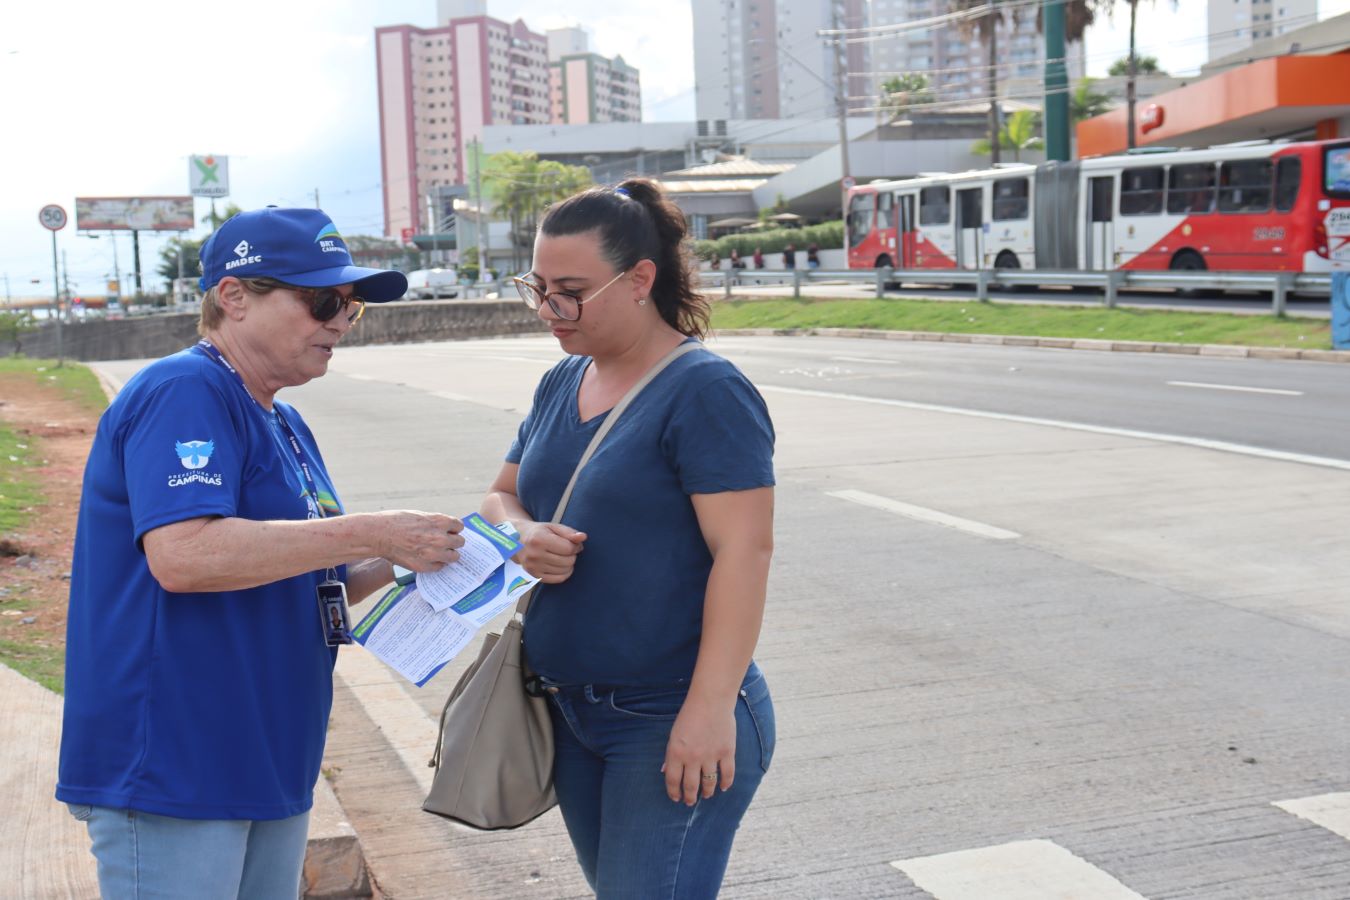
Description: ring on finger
xmin=700 ymin=773 xmax=718 ymax=781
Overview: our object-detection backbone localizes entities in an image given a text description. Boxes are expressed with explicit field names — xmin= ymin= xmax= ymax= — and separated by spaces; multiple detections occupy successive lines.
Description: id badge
xmin=317 ymin=579 xmax=354 ymax=646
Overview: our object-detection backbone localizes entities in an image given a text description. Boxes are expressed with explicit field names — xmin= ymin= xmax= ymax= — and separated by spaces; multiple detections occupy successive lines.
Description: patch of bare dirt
xmin=0 ymin=374 xmax=99 ymax=654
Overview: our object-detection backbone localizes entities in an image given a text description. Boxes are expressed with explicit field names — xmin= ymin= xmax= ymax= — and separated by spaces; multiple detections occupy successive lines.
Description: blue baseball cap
xmin=198 ymin=207 xmax=407 ymax=302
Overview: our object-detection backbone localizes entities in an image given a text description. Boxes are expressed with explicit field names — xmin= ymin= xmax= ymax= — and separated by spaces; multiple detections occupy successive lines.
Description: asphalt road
xmin=96 ymin=335 xmax=1350 ymax=899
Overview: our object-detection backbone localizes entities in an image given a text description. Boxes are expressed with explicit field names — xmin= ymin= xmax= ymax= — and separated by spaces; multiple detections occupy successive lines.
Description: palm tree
xmin=482 ymin=152 xmax=593 ymax=273
xmin=1070 ymin=77 xmax=1115 ymax=123
xmin=972 ymin=110 xmax=1045 ymax=161
xmin=950 ymin=0 xmax=1010 ymax=164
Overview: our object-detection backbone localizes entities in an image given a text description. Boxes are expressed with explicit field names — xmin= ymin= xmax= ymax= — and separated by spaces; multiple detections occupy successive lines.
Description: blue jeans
xmin=1332 ymin=271 xmax=1350 ymax=349
xmin=66 ymin=804 xmax=309 ymax=899
xmin=545 ymin=665 xmax=775 ymax=899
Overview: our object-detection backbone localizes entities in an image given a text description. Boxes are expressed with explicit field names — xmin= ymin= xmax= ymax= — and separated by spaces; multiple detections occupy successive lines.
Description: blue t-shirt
xmin=507 ymin=341 xmax=775 ymax=685
xmin=57 ymin=347 xmax=343 ymax=820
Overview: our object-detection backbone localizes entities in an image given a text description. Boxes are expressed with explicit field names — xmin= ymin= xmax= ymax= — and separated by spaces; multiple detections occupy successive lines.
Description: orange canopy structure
xmin=1077 ymin=55 xmax=1350 ymax=158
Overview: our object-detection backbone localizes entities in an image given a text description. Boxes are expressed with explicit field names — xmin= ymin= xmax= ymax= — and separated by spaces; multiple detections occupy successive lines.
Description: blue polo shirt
xmin=57 ymin=347 xmax=342 ymax=821
xmin=507 ymin=341 xmax=775 ymax=685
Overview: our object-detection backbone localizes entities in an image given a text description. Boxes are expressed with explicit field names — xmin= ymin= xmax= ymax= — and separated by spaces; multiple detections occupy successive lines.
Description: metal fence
xmin=704 ymin=268 xmax=1332 ymax=316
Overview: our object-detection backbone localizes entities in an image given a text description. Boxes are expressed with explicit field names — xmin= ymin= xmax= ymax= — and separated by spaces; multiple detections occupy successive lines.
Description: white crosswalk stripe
xmin=891 ymin=838 xmax=1148 ymax=899
xmin=1273 ymin=792 xmax=1350 ymax=842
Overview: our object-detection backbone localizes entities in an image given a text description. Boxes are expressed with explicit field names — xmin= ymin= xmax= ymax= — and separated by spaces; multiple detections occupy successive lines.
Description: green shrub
xmin=693 ymin=221 xmax=843 ymax=261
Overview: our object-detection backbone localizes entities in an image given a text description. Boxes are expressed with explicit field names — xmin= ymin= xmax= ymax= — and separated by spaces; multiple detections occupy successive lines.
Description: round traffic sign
xmin=39 ymin=204 xmax=68 ymax=231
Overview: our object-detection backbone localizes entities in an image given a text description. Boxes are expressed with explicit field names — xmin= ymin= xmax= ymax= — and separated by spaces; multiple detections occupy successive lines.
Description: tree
xmin=1071 ymin=77 xmax=1115 ymax=123
xmin=201 ymin=202 xmax=243 ymax=230
xmin=157 ymin=236 xmax=205 ymax=286
xmin=1108 ymin=54 xmax=1163 ymax=76
xmin=950 ymin=0 xmax=1013 ymax=164
xmin=879 ymin=73 xmax=935 ymax=118
xmin=972 ymin=110 xmax=1045 ymax=161
xmin=482 ymin=152 xmax=593 ymax=273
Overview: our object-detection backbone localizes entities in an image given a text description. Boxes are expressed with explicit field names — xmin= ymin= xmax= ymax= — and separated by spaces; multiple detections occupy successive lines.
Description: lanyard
xmin=194 ymin=339 xmax=329 ymax=520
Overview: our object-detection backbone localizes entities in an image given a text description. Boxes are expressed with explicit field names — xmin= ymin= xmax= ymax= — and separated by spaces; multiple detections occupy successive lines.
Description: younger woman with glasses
xmin=488 ymin=179 xmax=777 ymax=898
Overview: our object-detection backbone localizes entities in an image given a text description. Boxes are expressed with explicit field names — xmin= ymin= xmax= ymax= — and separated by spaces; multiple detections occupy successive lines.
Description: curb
xmin=715 ymin=327 xmax=1350 ymax=364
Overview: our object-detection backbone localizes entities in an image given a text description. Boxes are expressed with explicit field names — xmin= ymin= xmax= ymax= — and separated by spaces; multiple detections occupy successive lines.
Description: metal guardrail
xmin=705 ymin=267 xmax=1332 ymax=316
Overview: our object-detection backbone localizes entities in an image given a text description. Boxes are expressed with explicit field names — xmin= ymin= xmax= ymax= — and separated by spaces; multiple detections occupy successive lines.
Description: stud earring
xmin=638 ymin=297 xmax=648 ymax=306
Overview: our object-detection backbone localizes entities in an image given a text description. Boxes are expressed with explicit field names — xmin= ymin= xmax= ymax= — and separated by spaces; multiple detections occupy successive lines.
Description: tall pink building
xmin=376 ymin=17 xmax=550 ymax=238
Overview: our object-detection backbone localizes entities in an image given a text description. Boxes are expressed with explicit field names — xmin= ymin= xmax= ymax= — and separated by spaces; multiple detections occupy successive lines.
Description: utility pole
xmin=427 ymin=192 xmax=439 ymax=266
xmin=314 ymin=188 xmax=321 ymax=209
xmin=473 ymin=138 xmax=490 ymax=281
xmin=829 ymin=1 xmax=853 ymax=217
xmin=61 ymin=249 xmax=71 ymax=308
xmin=3 ymin=273 xmax=10 ymax=305
xmin=987 ymin=3 xmax=1001 ymax=165
xmin=1126 ymin=0 xmax=1139 ymax=149
xmin=1043 ymin=0 xmax=1070 ymax=161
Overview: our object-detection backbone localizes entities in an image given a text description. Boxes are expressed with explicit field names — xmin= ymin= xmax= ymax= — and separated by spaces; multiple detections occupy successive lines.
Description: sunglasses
xmin=512 ymin=270 xmax=628 ymax=322
xmin=260 ymin=281 xmax=366 ymax=325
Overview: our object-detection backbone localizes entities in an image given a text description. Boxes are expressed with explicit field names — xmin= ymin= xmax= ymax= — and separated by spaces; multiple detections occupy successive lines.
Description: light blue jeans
xmin=66 ymin=804 xmax=309 ymax=899
xmin=545 ymin=664 xmax=775 ymax=899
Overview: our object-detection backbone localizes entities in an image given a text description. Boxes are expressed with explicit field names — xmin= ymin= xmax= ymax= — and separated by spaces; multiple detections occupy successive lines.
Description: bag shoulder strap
xmin=514 ymin=339 xmax=701 ymax=617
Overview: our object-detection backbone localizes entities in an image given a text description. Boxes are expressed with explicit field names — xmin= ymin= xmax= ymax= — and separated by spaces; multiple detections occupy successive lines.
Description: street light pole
xmin=830 ymin=0 xmax=853 ymax=215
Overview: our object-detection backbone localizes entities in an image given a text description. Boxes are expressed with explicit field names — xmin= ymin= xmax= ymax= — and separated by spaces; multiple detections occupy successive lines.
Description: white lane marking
xmin=828 ymin=489 xmax=1020 ymax=540
xmin=345 ymin=373 xmax=376 ymax=381
xmin=334 ymin=648 xmax=438 ymax=795
xmin=892 ymin=839 xmax=1148 ymax=900
xmin=1167 ymin=380 xmax=1304 ymax=396
xmin=759 ymin=384 xmax=1350 ymax=472
xmin=831 ymin=355 xmax=900 ymax=364
xmin=1274 ymin=792 xmax=1350 ymax=841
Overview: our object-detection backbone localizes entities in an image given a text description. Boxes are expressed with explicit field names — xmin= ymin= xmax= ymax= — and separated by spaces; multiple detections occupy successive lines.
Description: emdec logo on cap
xmin=225 ymin=238 xmax=263 ymax=271
xmin=316 ymin=222 xmax=345 ymax=255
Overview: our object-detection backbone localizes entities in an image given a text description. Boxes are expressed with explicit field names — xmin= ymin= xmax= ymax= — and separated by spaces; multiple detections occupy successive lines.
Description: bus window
xmin=957 ymin=188 xmax=983 ymax=228
xmin=992 ymin=177 xmax=1030 ymax=220
xmin=1218 ymin=160 xmax=1272 ymax=213
xmin=1166 ymin=163 xmax=1215 ymax=214
xmin=1324 ymin=143 xmax=1350 ymax=197
xmin=1119 ymin=167 xmax=1164 ymax=215
xmin=1275 ymin=157 xmax=1301 ymax=211
xmin=847 ymin=192 xmax=876 ymax=248
xmin=878 ymin=192 xmax=896 ymax=229
xmin=919 ymin=186 xmax=950 ymax=225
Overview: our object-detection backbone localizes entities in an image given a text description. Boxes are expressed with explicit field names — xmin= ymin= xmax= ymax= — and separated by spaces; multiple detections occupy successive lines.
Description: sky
xmin=2 ymin=0 xmax=1346 ymax=300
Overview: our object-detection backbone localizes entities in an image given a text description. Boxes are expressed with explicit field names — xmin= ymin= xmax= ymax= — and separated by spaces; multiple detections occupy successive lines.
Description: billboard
xmin=76 ymin=196 xmax=195 ymax=232
xmin=190 ymin=155 xmax=229 ymax=197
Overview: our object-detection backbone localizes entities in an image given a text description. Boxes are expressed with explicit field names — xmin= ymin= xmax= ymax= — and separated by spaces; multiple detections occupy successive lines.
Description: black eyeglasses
xmin=512 ymin=270 xmax=627 ymax=321
xmin=256 ymin=281 xmax=365 ymax=324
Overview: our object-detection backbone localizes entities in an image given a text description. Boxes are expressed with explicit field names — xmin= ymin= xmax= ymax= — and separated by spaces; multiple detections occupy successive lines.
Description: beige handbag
xmin=423 ymin=340 xmax=700 ymax=830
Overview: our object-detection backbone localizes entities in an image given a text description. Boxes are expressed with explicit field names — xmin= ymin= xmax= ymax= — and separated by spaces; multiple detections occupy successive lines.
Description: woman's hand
xmin=662 ymin=695 xmax=736 ymax=806
xmin=516 ymin=522 xmax=587 ymax=583
xmin=369 ymin=511 xmax=464 ymax=572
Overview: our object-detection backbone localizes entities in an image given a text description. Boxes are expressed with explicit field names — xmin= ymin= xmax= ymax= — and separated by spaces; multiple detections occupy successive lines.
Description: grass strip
xmin=0 ymin=638 xmax=63 ymax=694
xmin=710 ymin=296 xmax=1332 ymax=349
xmin=0 ymin=357 xmax=109 ymax=414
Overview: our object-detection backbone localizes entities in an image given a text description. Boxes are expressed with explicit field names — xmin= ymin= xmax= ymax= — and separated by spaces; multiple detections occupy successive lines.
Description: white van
xmin=404 ymin=268 xmax=459 ymax=300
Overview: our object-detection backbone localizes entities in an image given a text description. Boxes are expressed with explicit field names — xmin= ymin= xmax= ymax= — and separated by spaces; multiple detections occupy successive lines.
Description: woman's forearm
xmin=686 ymin=546 xmax=772 ymax=710
xmin=342 ymin=556 xmax=396 ymax=604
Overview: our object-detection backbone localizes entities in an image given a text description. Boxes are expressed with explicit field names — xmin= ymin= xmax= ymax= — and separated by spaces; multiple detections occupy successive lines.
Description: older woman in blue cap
xmin=57 ymin=208 xmax=464 ymax=899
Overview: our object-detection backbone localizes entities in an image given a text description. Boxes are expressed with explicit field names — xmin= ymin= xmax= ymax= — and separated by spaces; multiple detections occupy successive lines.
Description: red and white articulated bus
xmin=846 ymin=138 xmax=1350 ymax=277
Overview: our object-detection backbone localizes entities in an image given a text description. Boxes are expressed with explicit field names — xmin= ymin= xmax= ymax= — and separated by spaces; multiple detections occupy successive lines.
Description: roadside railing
xmin=703 ymin=268 xmax=1332 ymax=316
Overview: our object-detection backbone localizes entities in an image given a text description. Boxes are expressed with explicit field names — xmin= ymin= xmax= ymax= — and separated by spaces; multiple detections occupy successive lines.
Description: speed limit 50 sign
xmin=39 ymin=204 xmax=68 ymax=231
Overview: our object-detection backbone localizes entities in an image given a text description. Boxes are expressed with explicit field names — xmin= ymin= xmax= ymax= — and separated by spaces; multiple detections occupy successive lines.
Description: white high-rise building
xmin=1207 ymin=0 xmax=1317 ymax=62
xmin=868 ymin=0 xmax=1085 ymax=107
xmin=692 ymin=0 xmax=868 ymax=122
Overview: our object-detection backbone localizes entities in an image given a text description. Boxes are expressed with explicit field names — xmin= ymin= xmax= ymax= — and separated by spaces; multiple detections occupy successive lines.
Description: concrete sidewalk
xmin=0 ymin=662 xmax=368 ymax=899
xmin=0 ymin=662 xmax=98 ymax=898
